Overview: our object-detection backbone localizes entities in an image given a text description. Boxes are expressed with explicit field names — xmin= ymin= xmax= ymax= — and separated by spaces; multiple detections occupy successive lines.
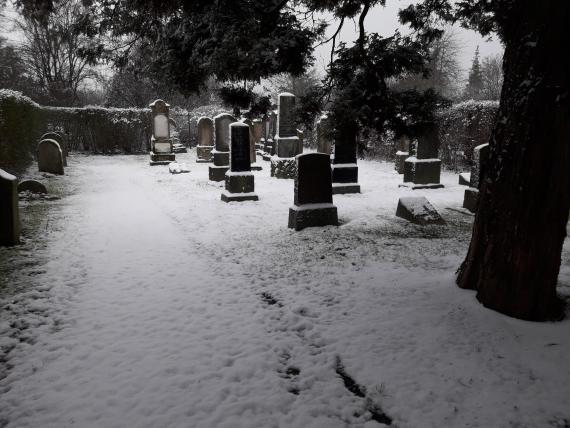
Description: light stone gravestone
xmin=209 ymin=113 xmax=236 ymax=181
xmin=221 ymin=122 xmax=259 ymax=203
xmin=263 ymin=110 xmax=277 ymax=160
xmin=316 ymin=114 xmax=333 ymax=156
xmin=396 ymin=196 xmax=446 ymax=225
xmin=271 ymin=93 xmax=302 ymax=179
xmin=401 ymin=124 xmax=444 ymax=189
xmin=196 ymin=117 xmax=214 ymax=163
xmin=332 ymin=125 xmax=361 ymax=194
xmin=463 ymin=143 xmax=490 ymax=212
xmin=38 ymin=139 xmax=64 ymax=175
xmin=40 ymin=131 xmax=67 ymax=167
xmin=394 ymin=134 xmax=410 ymax=174
xmin=253 ymin=119 xmax=263 ymax=151
xmin=296 ymin=129 xmax=304 ymax=155
xmin=0 ymin=168 xmax=20 ymax=246
xmin=149 ymin=99 xmax=176 ymax=165
xmin=288 ymin=153 xmax=338 ymax=231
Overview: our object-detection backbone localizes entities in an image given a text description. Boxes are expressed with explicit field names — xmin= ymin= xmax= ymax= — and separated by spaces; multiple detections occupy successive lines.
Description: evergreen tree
xmin=464 ymin=46 xmax=484 ymax=100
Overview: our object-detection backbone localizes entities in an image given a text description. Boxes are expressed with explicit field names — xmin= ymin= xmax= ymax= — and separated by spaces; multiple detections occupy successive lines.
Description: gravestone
xmin=288 ymin=153 xmax=338 ymax=231
xmin=242 ymin=118 xmax=262 ymax=171
xmin=253 ymin=119 xmax=263 ymax=151
xmin=401 ymin=124 xmax=443 ymax=189
xmin=196 ymin=117 xmax=215 ymax=163
xmin=209 ymin=113 xmax=236 ymax=181
xmin=271 ymin=93 xmax=301 ymax=179
xmin=40 ymin=132 xmax=67 ymax=167
xmin=463 ymin=143 xmax=490 ymax=212
xmin=263 ymin=111 xmax=277 ymax=160
xmin=38 ymin=139 xmax=64 ymax=175
xmin=221 ymin=123 xmax=259 ymax=202
xmin=18 ymin=180 xmax=47 ymax=194
xmin=396 ymin=196 xmax=446 ymax=225
xmin=149 ymin=99 xmax=176 ymax=165
xmin=0 ymin=168 xmax=20 ymax=246
xmin=331 ymin=124 xmax=360 ymax=194
xmin=458 ymin=172 xmax=471 ymax=186
xmin=394 ymin=135 xmax=410 ymax=174
xmin=296 ymin=129 xmax=304 ymax=154
xmin=316 ymin=114 xmax=333 ymax=156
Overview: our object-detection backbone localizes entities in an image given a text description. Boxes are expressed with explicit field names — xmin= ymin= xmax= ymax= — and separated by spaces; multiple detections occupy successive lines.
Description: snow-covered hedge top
xmin=0 ymin=89 xmax=41 ymax=108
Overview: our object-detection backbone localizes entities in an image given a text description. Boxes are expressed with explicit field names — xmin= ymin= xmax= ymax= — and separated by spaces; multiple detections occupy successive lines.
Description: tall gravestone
xmin=38 ymin=139 xmax=64 ymax=175
xmin=221 ymin=123 xmax=259 ymax=202
xmin=331 ymin=124 xmax=360 ymax=194
xmin=253 ymin=119 xmax=263 ymax=151
xmin=260 ymin=115 xmax=268 ymax=156
xmin=296 ymin=129 xmax=304 ymax=155
xmin=40 ymin=132 xmax=67 ymax=167
xmin=401 ymin=124 xmax=443 ymax=189
xmin=263 ymin=111 xmax=277 ymax=160
xmin=394 ymin=135 xmax=410 ymax=174
xmin=271 ymin=93 xmax=301 ymax=179
xmin=463 ymin=143 xmax=490 ymax=212
xmin=209 ymin=113 xmax=236 ymax=181
xmin=242 ymin=118 xmax=262 ymax=171
xmin=149 ymin=99 xmax=176 ymax=165
xmin=196 ymin=117 xmax=214 ymax=163
xmin=0 ymin=169 xmax=20 ymax=246
xmin=288 ymin=153 xmax=338 ymax=231
xmin=316 ymin=114 xmax=333 ymax=156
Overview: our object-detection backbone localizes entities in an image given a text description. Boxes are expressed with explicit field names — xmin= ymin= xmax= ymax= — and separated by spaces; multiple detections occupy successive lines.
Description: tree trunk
xmin=457 ymin=2 xmax=570 ymax=321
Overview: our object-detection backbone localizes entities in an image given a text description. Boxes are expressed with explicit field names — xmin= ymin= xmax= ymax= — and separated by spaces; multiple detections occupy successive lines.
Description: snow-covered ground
xmin=1 ymin=151 xmax=569 ymax=428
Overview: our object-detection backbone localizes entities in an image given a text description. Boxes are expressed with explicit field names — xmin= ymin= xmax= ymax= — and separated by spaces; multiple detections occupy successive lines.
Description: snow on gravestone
xmin=38 ymin=139 xmax=64 ymax=175
xmin=288 ymin=153 xmax=338 ymax=231
xmin=221 ymin=122 xmax=258 ymax=203
xmin=396 ymin=196 xmax=446 ymax=226
xmin=0 ymin=168 xmax=20 ymax=246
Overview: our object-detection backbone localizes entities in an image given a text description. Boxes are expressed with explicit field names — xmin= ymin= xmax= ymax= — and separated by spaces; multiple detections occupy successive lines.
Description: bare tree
xmin=15 ymin=0 xmax=98 ymax=105
xmin=481 ymin=54 xmax=503 ymax=100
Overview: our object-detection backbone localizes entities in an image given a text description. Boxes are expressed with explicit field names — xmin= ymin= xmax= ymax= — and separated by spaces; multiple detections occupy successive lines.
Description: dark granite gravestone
xmin=18 ymin=180 xmax=47 ymax=194
xmin=149 ymin=99 xmax=175 ymax=165
xmin=331 ymin=124 xmax=360 ymax=194
xmin=196 ymin=116 xmax=214 ymax=163
xmin=209 ymin=113 xmax=236 ymax=181
xmin=40 ymin=132 xmax=67 ymax=166
xmin=38 ymin=139 xmax=64 ymax=175
xmin=288 ymin=153 xmax=338 ymax=231
xmin=458 ymin=173 xmax=471 ymax=186
xmin=271 ymin=94 xmax=301 ymax=179
xmin=463 ymin=143 xmax=490 ymax=212
xmin=221 ymin=123 xmax=259 ymax=203
xmin=0 ymin=168 xmax=20 ymax=246
xmin=396 ymin=196 xmax=446 ymax=225
xmin=401 ymin=124 xmax=443 ymax=189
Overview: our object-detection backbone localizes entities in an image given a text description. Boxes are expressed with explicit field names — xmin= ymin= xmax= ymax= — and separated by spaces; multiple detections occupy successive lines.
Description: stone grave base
xmin=213 ymin=151 xmax=229 ymax=165
xmin=149 ymin=152 xmax=175 ymax=165
xmin=402 ymin=157 xmax=442 ymax=186
xmin=288 ymin=203 xmax=339 ymax=231
xmin=396 ymin=196 xmax=446 ymax=225
xmin=459 ymin=172 xmax=471 ymax=186
xmin=251 ymin=163 xmax=263 ymax=171
xmin=275 ymin=136 xmax=300 ymax=158
xmin=395 ymin=151 xmax=409 ymax=174
xmin=332 ymin=183 xmax=361 ymax=195
xmin=221 ymin=191 xmax=259 ymax=203
xmin=332 ymin=164 xmax=358 ymax=183
xmin=196 ymin=146 xmax=213 ymax=163
xmin=209 ymin=165 xmax=229 ymax=182
xmin=463 ymin=187 xmax=479 ymax=213
xmin=225 ymin=172 xmax=254 ymax=193
xmin=270 ymin=157 xmax=297 ymax=179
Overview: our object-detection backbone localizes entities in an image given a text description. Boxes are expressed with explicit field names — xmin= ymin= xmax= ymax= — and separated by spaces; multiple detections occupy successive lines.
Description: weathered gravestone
xmin=209 ymin=113 xmax=236 ymax=181
xmin=271 ymin=93 xmax=301 ymax=179
xmin=394 ymin=134 xmax=410 ymax=174
xmin=242 ymin=118 xmax=262 ymax=171
xmin=38 ymin=139 xmax=64 ymax=175
xmin=221 ymin=123 xmax=259 ymax=203
xmin=196 ymin=117 xmax=214 ymax=163
xmin=149 ymin=99 xmax=176 ymax=165
xmin=401 ymin=124 xmax=444 ymax=189
xmin=296 ymin=129 xmax=304 ymax=155
xmin=18 ymin=180 xmax=47 ymax=194
xmin=40 ymin=132 xmax=67 ymax=167
xmin=262 ymin=111 xmax=277 ymax=160
xmin=316 ymin=114 xmax=333 ymax=156
xmin=463 ymin=143 xmax=490 ymax=212
xmin=332 ymin=124 xmax=361 ymax=194
xmin=253 ymin=118 xmax=263 ymax=151
xmin=0 ymin=168 xmax=20 ymax=246
xmin=288 ymin=153 xmax=338 ymax=231
xmin=396 ymin=196 xmax=446 ymax=225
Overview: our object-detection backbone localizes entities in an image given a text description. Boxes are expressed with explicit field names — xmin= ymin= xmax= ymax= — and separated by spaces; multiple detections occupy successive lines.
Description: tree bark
xmin=457 ymin=1 xmax=570 ymax=321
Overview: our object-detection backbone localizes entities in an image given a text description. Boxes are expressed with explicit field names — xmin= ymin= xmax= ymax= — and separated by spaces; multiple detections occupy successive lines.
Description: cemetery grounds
xmin=0 ymin=152 xmax=569 ymax=428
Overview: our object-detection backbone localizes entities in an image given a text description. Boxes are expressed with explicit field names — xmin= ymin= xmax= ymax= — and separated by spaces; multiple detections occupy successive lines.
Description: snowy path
xmin=1 ymin=153 xmax=569 ymax=428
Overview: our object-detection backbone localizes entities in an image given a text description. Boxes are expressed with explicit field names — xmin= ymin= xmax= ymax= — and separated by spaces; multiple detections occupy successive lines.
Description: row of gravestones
xmin=1 ymin=131 xmax=68 ymax=246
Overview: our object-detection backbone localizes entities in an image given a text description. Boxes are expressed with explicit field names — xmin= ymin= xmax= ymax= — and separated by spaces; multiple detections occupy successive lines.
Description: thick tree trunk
xmin=457 ymin=2 xmax=570 ymax=321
